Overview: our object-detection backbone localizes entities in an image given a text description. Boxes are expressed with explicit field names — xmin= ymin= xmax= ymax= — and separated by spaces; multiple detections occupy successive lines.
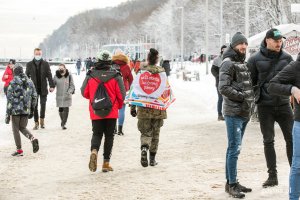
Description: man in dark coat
xmin=247 ymin=28 xmax=294 ymax=188
xmin=26 ymin=48 xmax=55 ymax=130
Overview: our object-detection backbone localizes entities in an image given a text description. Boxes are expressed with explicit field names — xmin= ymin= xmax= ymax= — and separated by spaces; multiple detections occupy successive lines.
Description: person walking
xmin=5 ymin=63 xmax=39 ymax=156
xmin=76 ymin=59 xmax=82 ymax=75
xmin=81 ymin=50 xmax=125 ymax=173
xmin=130 ymin=48 xmax=167 ymax=168
xmin=247 ymin=28 xmax=294 ymax=187
xmin=211 ymin=45 xmax=227 ymax=121
xmin=53 ymin=64 xmax=75 ymax=130
xmin=2 ymin=59 xmax=15 ymax=96
xmin=26 ymin=48 xmax=55 ymax=130
xmin=219 ymin=32 xmax=254 ymax=198
xmin=112 ymin=53 xmax=133 ymax=136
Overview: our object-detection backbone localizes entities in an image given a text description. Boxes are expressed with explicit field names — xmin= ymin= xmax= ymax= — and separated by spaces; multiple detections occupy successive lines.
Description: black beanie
xmin=13 ymin=63 xmax=24 ymax=76
xmin=231 ymin=32 xmax=248 ymax=48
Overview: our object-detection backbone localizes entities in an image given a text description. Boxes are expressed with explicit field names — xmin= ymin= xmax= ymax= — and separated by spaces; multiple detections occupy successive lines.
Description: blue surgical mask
xmin=34 ymin=56 xmax=42 ymax=61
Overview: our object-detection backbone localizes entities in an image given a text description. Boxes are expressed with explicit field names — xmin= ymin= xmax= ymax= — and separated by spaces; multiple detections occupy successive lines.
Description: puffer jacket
xmin=112 ymin=54 xmax=133 ymax=91
xmin=218 ymin=46 xmax=254 ymax=119
xmin=6 ymin=73 xmax=37 ymax=116
xmin=136 ymin=65 xmax=167 ymax=120
xmin=2 ymin=65 xmax=14 ymax=87
xmin=247 ymin=40 xmax=293 ymax=106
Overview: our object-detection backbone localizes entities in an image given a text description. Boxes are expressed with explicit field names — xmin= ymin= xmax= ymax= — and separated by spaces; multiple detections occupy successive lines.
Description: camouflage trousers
xmin=138 ymin=118 xmax=164 ymax=153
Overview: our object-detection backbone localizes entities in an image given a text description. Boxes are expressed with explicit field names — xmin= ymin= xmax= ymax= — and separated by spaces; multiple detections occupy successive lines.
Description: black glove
xmin=28 ymin=112 xmax=34 ymax=119
xmin=5 ymin=114 xmax=10 ymax=124
xmin=130 ymin=106 xmax=137 ymax=117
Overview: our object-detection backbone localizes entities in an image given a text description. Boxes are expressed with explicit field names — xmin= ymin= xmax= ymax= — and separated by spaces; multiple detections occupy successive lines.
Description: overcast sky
xmin=0 ymin=0 xmax=128 ymax=59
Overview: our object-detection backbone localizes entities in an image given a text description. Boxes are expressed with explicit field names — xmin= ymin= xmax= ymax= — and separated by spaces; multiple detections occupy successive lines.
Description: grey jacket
xmin=53 ymin=70 xmax=75 ymax=107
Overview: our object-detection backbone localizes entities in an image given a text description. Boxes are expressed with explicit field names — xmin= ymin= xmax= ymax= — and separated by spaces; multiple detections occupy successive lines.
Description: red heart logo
xmin=139 ymin=72 xmax=161 ymax=94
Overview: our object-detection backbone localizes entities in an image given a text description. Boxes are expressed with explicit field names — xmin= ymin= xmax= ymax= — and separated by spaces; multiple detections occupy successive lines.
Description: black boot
xmin=149 ymin=152 xmax=158 ymax=166
xmin=117 ymin=125 xmax=124 ymax=136
xmin=262 ymin=174 xmax=278 ymax=188
xmin=141 ymin=146 xmax=148 ymax=167
xmin=228 ymin=184 xmax=245 ymax=199
xmin=59 ymin=112 xmax=64 ymax=128
xmin=61 ymin=109 xmax=69 ymax=130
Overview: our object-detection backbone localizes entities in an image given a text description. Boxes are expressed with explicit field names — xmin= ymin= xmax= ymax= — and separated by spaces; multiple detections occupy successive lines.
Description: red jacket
xmin=112 ymin=54 xmax=133 ymax=91
xmin=2 ymin=66 xmax=14 ymax=87
xmin=81 ymin=65 xmax=126 ymax=120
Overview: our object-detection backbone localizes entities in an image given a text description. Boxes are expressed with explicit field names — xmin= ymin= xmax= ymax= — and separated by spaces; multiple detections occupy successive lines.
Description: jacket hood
xmin=222 ymin=45 xmax=246 ymax=63
xmin=140 ymin=65 xmax=165 ymax=74
xmin=89 ymin=68 xmax=119 ymax=83
xmin=55 ymin=69 xmax=70 ymax=78
xmin=112 ymin=54 xmax=130 ymax=64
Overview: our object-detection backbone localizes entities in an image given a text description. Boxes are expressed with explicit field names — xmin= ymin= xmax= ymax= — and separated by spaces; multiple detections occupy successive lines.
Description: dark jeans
xmin=34 ymin=95 xmax=47 ymax=122
xmin=258 ymin=104 xmax=293 ymax=175
xmin=4 ymin=86 xmax=8 ymax=96
xmin=91 ymin=119 xmax=116 ymax=161
xmin=217 ymin=87 xmax=223 ymax=116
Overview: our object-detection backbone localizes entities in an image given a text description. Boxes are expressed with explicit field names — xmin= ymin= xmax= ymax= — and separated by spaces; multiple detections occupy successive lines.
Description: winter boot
xmin=262 ymin=174 xmax=278 ymax=188
xmin=31 ymin=137 xmax=39 ymax=153
xmin=228 ymin=184 xmax=245 ymax=198
xmin=236 ymin=182 xmax=252 ymax=193
xmin=149 ymin=152 xmax=158 ymax=166
xmin=141 ymin=147 xmax=149 ymax=167
xmin=11 ymin=149 xmax=23 ymax=157
xmin=218 ymin=115 xmax=225 ymax=121
xmin=89 ymin=149 xmax=98 ymax=172
xmin=40 ymin=118 xmax=45 ymax=129
xmin=102 ymin=161 xmax=114 ymax=172
xmin=117 ymin=125 xmax=124 ymax=136
xmin=61 ymin=109 xmax=69 ymax=130
xmin=59 ymin=111 xmax=64 ymax=128
xmin=33 ymin=121 xmax=39 ymax=130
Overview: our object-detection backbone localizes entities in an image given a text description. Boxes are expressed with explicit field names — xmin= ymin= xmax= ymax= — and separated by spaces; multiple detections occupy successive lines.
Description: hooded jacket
xmin=2 ymin=65 xmax=13 ymax=87
xmin=112 ymin=54 xmax=133 ymax=91
xmin=81 ymin=63 xmax=126 ymax=120
xmin=247 ymin=40 xmax=293 ymax=106
xmin=268 ymin=53 xmax=300 ymax=122
xmin=6 ymin=73 xmax=37 ymax=116
xmin=218 ymin=46 xmax=254 ymax=119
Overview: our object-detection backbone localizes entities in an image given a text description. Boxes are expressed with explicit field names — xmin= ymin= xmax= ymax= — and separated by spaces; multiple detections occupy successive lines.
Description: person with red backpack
xmin=112 ymin=53 xmax=133 ymax=135
xmin=81 ymin=50 xmax=126 ymax=173
xmin=2 ymin=59 xmax=15 ymax=96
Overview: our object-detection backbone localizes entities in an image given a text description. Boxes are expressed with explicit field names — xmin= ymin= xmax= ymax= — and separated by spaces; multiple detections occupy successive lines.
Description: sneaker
xmin=11 ymin=149 xmax=23 ymax=157
xmin=229 ymin=184 xmax=245 ymax=199
xmin=141 ymin=147 xmax=148 ymax=167
xmin=89 ymin=149 xmax=98 ymax=172
xmin=102 ymin=162 xmax=114 ymax=172
xmin=31 ymin=138 xmax=39 ymax=153
xmin=262 ymin=175 xmax=278 ymax=188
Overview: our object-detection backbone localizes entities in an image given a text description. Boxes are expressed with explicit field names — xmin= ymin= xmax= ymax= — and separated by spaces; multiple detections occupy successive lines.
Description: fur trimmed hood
xmin=56 ymin=69 xmax=70 ymax=78
xmin=112 ymin=54 xmax=130 ymax=65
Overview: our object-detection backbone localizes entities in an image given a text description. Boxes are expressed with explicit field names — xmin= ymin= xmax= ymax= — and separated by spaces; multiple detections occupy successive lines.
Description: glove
xmin=5 ymin=114 xmax=10 ymax=124
xmin=28 ymin=112 xmax=34 ymax=119
xmin=130 ymin=106 xmax=137 ymax=117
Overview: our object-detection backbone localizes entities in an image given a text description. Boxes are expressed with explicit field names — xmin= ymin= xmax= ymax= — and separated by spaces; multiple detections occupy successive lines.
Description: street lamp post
xmin=205 ymin=0 xmax=209 ymax=75
xmin=178 ymin=7 xmax=184 ymax=70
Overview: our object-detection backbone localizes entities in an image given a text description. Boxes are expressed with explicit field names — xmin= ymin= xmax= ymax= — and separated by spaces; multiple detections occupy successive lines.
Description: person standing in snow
xmin=81 ymin=50 xmax=125 ymax=173
xmin=219 ymin=32 xmax=254 ymax=198
xmin=130 ymin=48 xmax=167 ymax=168
xmin=211 ymin=45 xmax=227 ymax=121
xmin=2 ymin=59 xmax=15 ymax=96
xmin=112 ymin=53 xmax=133 ymax=136
xmin=76 ymin=59 xmax=82 ymax=75
xmin=5 ymin=63 xmax=39 ymax=156
xmin=161 ymin=59 xmax=171 ymax=77
xmin=53 ymin=64 xmax=75 ymax=130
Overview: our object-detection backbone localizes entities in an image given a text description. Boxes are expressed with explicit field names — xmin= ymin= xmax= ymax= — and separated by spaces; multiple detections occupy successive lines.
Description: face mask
xmin=34 ymin=55 xmax=42 ymax=61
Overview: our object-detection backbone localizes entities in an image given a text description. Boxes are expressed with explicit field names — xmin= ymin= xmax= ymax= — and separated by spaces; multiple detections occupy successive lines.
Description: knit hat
xmin=266 ymin=28 xmax=285 ymax=40
xmin=231 ymin=32 xmax=248 ymax=48
xmin=96 ymin=50 xmax=112 ymax=64
xmin=13 ymin=63 xmax=24 ymax=76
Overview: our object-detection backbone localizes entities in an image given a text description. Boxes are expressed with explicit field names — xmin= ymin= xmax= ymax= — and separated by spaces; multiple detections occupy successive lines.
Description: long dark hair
xmin=147 ymin=48 xmax=159 ymax=65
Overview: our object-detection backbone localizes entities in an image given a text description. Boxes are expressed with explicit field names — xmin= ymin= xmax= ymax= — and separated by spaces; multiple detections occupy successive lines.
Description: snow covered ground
xmin=0 ymin=62 xmax=291 ymax=199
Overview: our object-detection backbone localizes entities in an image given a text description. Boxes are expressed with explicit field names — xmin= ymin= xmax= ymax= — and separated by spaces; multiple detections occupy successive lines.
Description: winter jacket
xmin=268 ymin=53 xmax=300 ymax=122
xmin=53 ymin=70 xmax=75 ymax=108
xmin=247 ymin=40 xmax=293 ymax=106
xmin=2 ymin=65 xmax=13 ymax=87
xmin=76 ymin=60 xmax=82 ymax=68
xmin=136 ymin=65 xmax=167 ymax=120
xmin=162 ymin=60 xmax=171 ymax=76
xmin=81 ymin=63 xmax=126 ymax=120
xmin=134 ymin=61 xmax=141 ymax=74
xmin=218 ymin=46 xmax=254 ymax=119
xmin=26 ymin=59 xmax=55 ymax=96
xmin=112 ymin=54 xmax=134 ymax=92
xmin=6 ymin=73 xmax=37 ymax=116
xmin=211 ymin=54 xmax=223 ymax=87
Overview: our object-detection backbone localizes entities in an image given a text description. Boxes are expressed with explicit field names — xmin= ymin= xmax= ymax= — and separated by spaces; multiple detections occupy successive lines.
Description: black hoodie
xmin=268 ymin=53 xmax=300 ymax=122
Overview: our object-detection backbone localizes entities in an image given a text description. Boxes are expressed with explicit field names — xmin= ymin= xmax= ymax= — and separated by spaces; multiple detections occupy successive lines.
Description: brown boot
xmin=102 ymin=161 xmax=113 ymax=172
xmin=89 ymin=149 xmax=98 ymax=172
xmin=40 ymin=118 xmax=45 ymax=129
xmin=33 ymin=122 xmax=39 ymax=130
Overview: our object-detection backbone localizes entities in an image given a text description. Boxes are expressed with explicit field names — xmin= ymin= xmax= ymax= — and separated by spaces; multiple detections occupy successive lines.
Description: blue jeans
xmin=217 ymin=87 xmax=223 ymax=116
xmin=118 ymin=104 xmax=126 ymax=126
xmin=225 ymin=115 xmax=249 ymax=184
xmin=290 ymin=121 xmax=300 ymax=200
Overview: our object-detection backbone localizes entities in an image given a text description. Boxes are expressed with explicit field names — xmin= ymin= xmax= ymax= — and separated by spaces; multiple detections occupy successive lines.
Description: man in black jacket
xmin=211 ymin=45 xmax=227 ymax=121
xmin=247 ymin=28 xmax=294 ymax=188
xmin=26 ymin=48 xmax=55 ymax=130
xmin=219 ymin=32 xmax=254 ymax=199
xmin=268 ymin=53 xmax=300 ymax=199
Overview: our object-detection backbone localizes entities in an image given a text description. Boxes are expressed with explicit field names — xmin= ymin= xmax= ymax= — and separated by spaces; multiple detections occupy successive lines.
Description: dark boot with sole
xmin=117 ymin=125 xmax=124 ymax=136
xmin=229 ymin=184 xmax=245 ymax=199
xmin=262 ymin=174 xmax=278 ymax=188
xmin=149 ymin=152 xmax=158 ymax=166
xmin=141 ymin=147 xmax=148 ymax=167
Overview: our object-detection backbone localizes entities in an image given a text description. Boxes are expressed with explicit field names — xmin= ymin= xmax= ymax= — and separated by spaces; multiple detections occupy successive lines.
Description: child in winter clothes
xmin=2 ymin=59 xmax=15 ymax=96
xmin=5 ymin=63 xmax=39 ymax=156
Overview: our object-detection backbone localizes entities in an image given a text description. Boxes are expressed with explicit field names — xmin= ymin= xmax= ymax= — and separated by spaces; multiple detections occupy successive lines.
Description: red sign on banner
xmin=139 ymin=72 xmax=161 ymax=95
xmin=284 ymin=37 xmax=300 ymax=55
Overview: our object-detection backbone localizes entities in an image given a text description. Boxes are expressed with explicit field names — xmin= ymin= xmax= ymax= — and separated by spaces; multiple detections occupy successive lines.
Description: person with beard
xmin=211 ymin=45 xmax=227 ymax=121
xmin=219 ymin=32 xmax=254 ymax=198
xmin=81 ymin=50 xmax=125 ymax=173
xmin=247 ymin=28 xmax=294 ymax=188
xmin=53 ymin=64 xmax=75 ymax=130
